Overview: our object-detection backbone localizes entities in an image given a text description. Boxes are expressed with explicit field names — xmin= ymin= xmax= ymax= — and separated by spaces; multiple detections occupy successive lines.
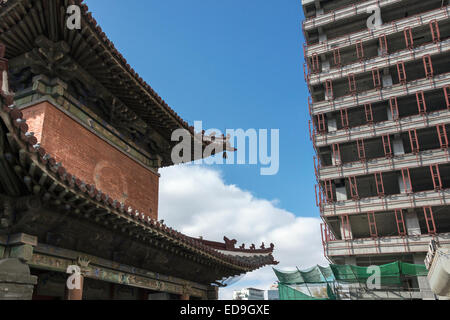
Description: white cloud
xmin=159 ymin=164 xmax=327 ymax=300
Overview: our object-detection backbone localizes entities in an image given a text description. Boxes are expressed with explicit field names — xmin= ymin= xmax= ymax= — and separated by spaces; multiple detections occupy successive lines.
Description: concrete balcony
xmin=318 ymin=148 xmax=450 ymax=181
xmin=311 ymin=72 xmax=450 ymax=115
xmin=321 ymin=189 xmax=450 ymax=217
xmin=309 ymin=39 xmax=450 ymax=86
xmin=303 ymin=0 xmax=402 ymax=32
xmin=314 ymin=109 xmax=450 ymax=148
xmin=305 ymin=5 xmax=449 ymax=57
xmin=325 ymin=232 xmax=450 ymax=257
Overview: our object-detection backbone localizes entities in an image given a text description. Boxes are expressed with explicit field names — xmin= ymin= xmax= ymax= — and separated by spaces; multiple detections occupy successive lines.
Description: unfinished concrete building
xmin=302 ymin=0 xmax=450 ymax=299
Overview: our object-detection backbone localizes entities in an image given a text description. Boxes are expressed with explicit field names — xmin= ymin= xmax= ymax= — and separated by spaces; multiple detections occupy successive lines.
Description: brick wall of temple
xmin=22 ymin=101 xmax=159 ymax=219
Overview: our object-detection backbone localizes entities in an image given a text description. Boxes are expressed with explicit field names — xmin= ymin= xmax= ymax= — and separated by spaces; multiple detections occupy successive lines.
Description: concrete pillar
xmin=340 ymin=218 xmax=353 ymax=240
xmin=328 ymin=116 xmax=337 ymax=132
xmin=318 ymin=27 xmax=327 ymax=43
xmin=405 ymin=209 xmax=421 ymax=236
xmin=382 ymin=74 xmax=393 ymax=87
xmin=392 ymin=135 xmax=405 ymax=155
xmin=398 ymin=172 xmax=411 ymax=194
xmin=345 ymin=256 xmax=357 ymax=265
xmin=336 ymin=186 xmax=347 ymax=201
xmin=413 ymin=254 xmax=436 ymax=300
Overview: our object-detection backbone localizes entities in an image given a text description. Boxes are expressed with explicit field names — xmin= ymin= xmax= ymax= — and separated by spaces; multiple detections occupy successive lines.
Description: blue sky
xmin=85 ymin=0 xmax=315 ymax=218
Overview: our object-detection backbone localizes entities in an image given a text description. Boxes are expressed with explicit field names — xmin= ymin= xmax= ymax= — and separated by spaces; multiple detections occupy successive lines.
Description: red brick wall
xmin=22 ymin=101 xmax=159 ymax=219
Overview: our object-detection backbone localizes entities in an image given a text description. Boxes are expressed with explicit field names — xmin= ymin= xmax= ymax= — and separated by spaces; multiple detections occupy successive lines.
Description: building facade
xmin=0 ymin=0 xmax=278 ymax=300
xmin=232 ymin=288 xmax=265 ymax=300
xmin=302 ymin=0 xmax=450 ymax=299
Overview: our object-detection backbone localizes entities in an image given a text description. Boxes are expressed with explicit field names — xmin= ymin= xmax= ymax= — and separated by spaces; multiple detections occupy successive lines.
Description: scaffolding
xmin=303 ymin=0 xmax=450 ymax=300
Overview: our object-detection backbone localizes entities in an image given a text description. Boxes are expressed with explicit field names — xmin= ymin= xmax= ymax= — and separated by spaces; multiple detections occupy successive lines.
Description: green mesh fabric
xmin=299 ymin=266 xmax=327 ymax=284
xmin=273 ymin=268 xmax=304 ymax=284
xmin=318 ymin=265 xmax=335 ymax=282
xmin=275 ymin=261 xmax=428 ymax=286
xmin=400 ymin=262 xmax=428 ymax=277
xmin=278 ymin=284 xmax=332 ymax=300
xmin=330 ymin=262 xmax=402 ymax=285
xmin=274 ymin=266 xmax=335 ymax=284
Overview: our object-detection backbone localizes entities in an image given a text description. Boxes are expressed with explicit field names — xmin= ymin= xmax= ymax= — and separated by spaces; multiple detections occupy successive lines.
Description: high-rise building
xmin=302 ymin=0 xmax=450 ymax=299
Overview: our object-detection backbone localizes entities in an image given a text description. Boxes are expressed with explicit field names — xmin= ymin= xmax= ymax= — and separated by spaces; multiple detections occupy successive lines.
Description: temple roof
xmin=0 ymin=48 xmax=277 ymax=281
xmin=0 ymin=0 xmax=234 ymax=167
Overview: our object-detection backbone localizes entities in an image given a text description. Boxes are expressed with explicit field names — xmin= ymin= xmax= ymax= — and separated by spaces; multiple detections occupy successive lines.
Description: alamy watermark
xmin=367 ymin=5 xmax=383 ymax=30
xmin=66 ymin=5 xmax=81 ymax=30
xmin=66 ymin=265 xmax=82 ymax=290
xmin=172 ymin=121 xmax=280 ymax=176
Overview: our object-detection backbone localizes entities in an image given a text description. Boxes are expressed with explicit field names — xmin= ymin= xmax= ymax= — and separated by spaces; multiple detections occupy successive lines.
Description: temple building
xmin=303 ymin=0 xmax=450 ymax=299
xmin=0 ymin=0 xmax=277 ymax=300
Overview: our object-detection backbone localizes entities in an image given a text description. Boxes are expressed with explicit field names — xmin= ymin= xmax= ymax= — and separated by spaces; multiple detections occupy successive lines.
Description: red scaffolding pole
xmin=409 ymin=129 xmax=420 ymax=154
xmin=368 ymin=212 xmax=378 ymax=238
xmin=430 ymin=20 xmax=441 ymax=43
xmin=348 ymin=176 xmax=359 ymax=200
xmin=313 ymin=156 xmax=319 ymax=181
xmin=430 ymin=164 xmax=443 ymax=191
xmin=416 ymin=91 xmax=427 ymax=115
xmin=423 ymin=55 xmax=434 ymax=79
xmin=340 ymin=108 xmax=349 ymax=129
xmin=423 ymin=207 xmax=437 ymax=235
xmin=404 ymin=27 xmax=414 ymax=49
xmin=325 ymin=79 xmax=334 ymax=100
xmin=356 ymin=40 xmax=364 ymax=62
xmin=333 ymin=47 xmax=341 ymax=68
xmin=375 ymin=172 xmax=385 ymax=197
xmin=372 ymin=67 xmax=382 ymax=90
xmin=315 ymin=184 xmax=323 ymax=207
xmin=401 ymin=168 xmax=413 ymax=194
xmin=395 ymin=209 xmax=407 ymax=236
xmin=382 ymin=134 xmax=393 ymax=158
xmin=357 ymin=139 xmax=366 ymax=162
xmin=379 ymin=34 xmax=388 ymax=57
xmin=437 ymin=124 xmax=448 ymax=149
xmin=332 ymin=143 xmax=341 ymax=166
xmin=397 ymin=61 xmax=407 ymax=85
xmin=364 ymin=103 xmax=373 ymax=124
xmin=312 ymin=53 xmax=320 ymax=74
xmin=390 ymin=97 xmax=399 ymax=121
xmin=324 ymin=180 xmax=334 ymax=203
xmin=348 ymin=73 xmax=356 ymax=95
xmin=444 ymin=86 xmax=450 ymax=108
xmin=317 ymin=113 xmax=326 ymax=133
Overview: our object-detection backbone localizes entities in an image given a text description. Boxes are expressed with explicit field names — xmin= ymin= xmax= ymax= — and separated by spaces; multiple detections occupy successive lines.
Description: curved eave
xmin=0 ymin=91 xmax=274 ymax=273
xmin=0 ymin=0 xmax=230 ymax=167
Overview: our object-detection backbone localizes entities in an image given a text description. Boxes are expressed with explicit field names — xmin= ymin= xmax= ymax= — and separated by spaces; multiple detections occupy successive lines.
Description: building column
xmin=65 ymin=257 xmax=90 ymax=300
xmin=66 ymin=275 xmax=84 ymax=300
xmin=413 ymin=254 xmax=436 ymax=300
xmin=340 ymin=217 xmax=353 ymax=240
xmin=0 ymin=234 xmax=38 ymax=300
xmin=206 ymin=285 xmax=219 ymax=301
xmin=405 ymin=209 xmax=421 ymax=236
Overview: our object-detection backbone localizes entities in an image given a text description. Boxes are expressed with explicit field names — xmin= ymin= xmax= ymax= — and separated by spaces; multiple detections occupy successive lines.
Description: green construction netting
xmin=278 ymin=283 xmax=336 ymax=300
xmin=274 ymin=261 xmax=428 ymax=286
xmin=330 ymin=261 xmax=401 ymax=285
xmin=400 ymin=262 xmax=428 ymax=277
